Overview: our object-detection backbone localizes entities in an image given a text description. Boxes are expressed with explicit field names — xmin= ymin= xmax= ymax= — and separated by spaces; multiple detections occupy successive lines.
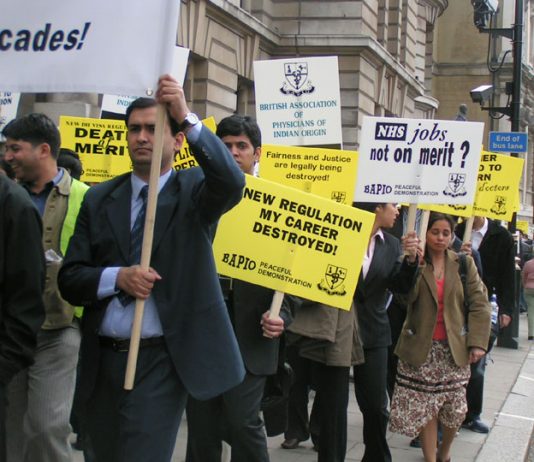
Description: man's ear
xmin=38 ymin=142 xmax=52 ymax=159
xmin=254 ymin=146 xmax=261 ymax=162
xmin=174 ymin=132 xmax=185 ymax=152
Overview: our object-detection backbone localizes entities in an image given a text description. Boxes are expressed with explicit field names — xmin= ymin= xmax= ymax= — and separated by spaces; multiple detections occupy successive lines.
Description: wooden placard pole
xmin=462 ymin=217 xmax=475 ymax=244
xmin=418 ymin=210 xmax=430 ymax=250
xmin=124 ymin=104 xmax=166 ymax=390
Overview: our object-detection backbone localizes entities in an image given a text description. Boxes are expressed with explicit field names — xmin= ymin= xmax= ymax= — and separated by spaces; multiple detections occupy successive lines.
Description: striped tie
xmin=118 ymin=185 xmax=149 ymax=306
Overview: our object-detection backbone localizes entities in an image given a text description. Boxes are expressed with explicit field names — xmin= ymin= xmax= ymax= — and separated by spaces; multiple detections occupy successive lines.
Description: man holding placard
xmin=58 ymin=75 xmax=246 ymax=462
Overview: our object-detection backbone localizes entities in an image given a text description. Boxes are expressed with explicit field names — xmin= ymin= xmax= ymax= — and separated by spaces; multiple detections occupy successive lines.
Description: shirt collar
xmin=474 ymin=217 xmax=488 ymax=238
xmin=130 ymin=169 xmax=173 ymax=200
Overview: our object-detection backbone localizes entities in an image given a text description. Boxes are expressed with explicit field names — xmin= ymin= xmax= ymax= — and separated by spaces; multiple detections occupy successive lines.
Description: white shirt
xmin=471 ymin=218 xmax=488 ymax=251
xmin=362 ymin=229 xmax=384 ymax=279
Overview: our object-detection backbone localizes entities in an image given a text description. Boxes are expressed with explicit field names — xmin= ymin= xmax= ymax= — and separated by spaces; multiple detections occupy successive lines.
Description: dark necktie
xmin=118 ymin=185 xmax=149 ymax=306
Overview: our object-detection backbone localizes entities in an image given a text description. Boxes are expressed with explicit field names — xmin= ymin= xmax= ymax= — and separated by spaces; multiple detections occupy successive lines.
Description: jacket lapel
xmin=152 ymin=171 xmax=181 ymax=255
xmin=106 ymin=177 xmax=132 ymax=263
xmin=443 ymin=252 xmax=458 ymax=306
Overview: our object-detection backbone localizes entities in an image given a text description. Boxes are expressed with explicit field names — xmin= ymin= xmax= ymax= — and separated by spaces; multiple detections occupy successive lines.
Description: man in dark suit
xmin=0 ymin=175 xmax=45 ymax=459
xmin=58 ymin=75 xmax=246 ymax=462
xmin=352 ymin=202 xmax=419 ymax=462
xmin=186 ymin=115 xmax=288 ymax=462
xmin=455 ymin=216 xmax=514 ymax=433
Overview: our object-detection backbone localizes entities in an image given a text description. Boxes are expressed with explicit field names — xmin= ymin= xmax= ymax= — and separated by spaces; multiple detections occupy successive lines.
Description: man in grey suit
xmin=58 ymin=75 xmax=246 ymax=462
xmin=186 ymin=115 xmax=288 ymax=462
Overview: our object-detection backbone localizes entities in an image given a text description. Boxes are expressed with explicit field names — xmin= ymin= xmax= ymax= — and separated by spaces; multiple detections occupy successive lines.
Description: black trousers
xmin=284 ymin=345 xmax=320 ymax=444
xmin=466 ymin=355 xmax=486 ymax=420
xmin=0 ymin=384 xmax=6 ymax=461
xmin=353 ymin=347 xmax=391 ymax=462
xmin=85 ymin=344 xmax=187 ymax=462
xmin=285 ymin=350 xmax=349 ymax=462
xmin=185 ymin=371 xmax=268 ymax=462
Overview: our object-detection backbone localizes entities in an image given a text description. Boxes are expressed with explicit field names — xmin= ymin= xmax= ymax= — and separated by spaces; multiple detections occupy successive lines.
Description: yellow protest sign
xmin=517 ymin=220 xmax=529 ymax=236
xmin=60 ymin=115 xmax=218 ymax=182
xmin=59 ymin=116 xmax=129 ymax=182
xmin=473 ymin=151 xmax=523 ymax=221
xmin=213 ymin=175 xmax=375 ymax=310
xmin=259 ymin=144 xmax=358 ymax=205
xmin=417 ymin=151 xmax=522 ymax=221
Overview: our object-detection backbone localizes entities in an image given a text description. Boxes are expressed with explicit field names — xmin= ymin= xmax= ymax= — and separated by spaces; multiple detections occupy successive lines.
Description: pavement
xmin=73 ymin=313 xmax=534 ymax=462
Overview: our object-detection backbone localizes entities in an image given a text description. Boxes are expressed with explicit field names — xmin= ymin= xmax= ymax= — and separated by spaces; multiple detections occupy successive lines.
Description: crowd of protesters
xmin=0 ymin=75 xmax=520 ymax=462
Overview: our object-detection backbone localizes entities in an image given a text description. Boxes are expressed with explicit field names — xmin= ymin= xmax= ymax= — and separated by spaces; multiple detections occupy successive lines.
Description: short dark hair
xmin=125 ymin=98 xmax=180 ymax=135
xmin=216 ymin=115 xmax=261 ymax=149
xmin=57 ymin=148 xmax=83 ymax=180
xmin=2 ymin=113 xmax=61 ymax=159
xmin=352 ymin=202 xmax=388 ymax=213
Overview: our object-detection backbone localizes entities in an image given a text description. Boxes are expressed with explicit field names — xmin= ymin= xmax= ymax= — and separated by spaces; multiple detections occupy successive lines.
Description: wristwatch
xmin=178 ymin=113 xmax=200 ymax=134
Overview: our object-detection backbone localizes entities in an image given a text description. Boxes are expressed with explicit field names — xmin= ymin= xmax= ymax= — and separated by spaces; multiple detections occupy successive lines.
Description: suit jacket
xmin=230 ymin=280 xmax=290 ymax=376
xmin=456 ymin=219 xmax=515 ymax=317
xmin=354 ymin=232 xmax=419 ymax=349
xmin=0 ymin=176 xmax=45 ymax=385
xmin=58 ymin=126 xmax=246 ymax=401
xmin=395 ymin=250 xmax=491 ymax=367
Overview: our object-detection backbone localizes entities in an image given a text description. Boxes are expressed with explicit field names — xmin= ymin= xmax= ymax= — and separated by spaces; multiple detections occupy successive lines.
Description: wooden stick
xmin=263 ymin=290 xmax=285 ymax=338
xmin=405 ymin=203 xmax=418 ymax=234
xmin=462 ymin=217 xmax=474 ymax=243
xmin=124 ymin=104 xmax=166 ymax=390
xmin=418 ymin=210 xmax=430 ymax=250
xmin=268 ymin=290 xmax=284 ymax=319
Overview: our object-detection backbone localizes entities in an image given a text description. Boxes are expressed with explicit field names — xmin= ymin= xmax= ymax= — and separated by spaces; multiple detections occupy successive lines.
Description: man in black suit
xmin=455 ymin=216 xmax=514 ymax=433
xmin=58 ymin=75 xmax=246 ymax=462
xmin=0 ymin=175 xmax=45 ymax=459
xmin=186 ymin=115 xmax=288 ymax=462
xmin=352 ymin=202 xmax=419 ymax=462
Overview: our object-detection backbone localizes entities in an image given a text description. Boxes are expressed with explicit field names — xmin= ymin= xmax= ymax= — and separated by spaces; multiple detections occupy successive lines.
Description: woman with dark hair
xmin=389 ymin=213 xmax=491 ymax=462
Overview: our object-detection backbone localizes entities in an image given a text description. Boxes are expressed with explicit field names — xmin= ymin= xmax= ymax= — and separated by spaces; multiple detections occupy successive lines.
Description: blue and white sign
xmin=489 ymin=131 xmax=528 ymax=153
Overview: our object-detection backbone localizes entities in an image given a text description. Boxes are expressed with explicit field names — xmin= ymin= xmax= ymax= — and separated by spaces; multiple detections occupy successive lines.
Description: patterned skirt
xmin=389 ymin=341 xmax=470 ymax=438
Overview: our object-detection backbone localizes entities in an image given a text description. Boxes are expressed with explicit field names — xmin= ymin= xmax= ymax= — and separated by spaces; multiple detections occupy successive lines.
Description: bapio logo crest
xmin=331 ymin=191 xmax=346 ymax=203
xmin=490 ymin=195 xmax=507 ymax=216
xmin=443 ymin=173 xmax=467 ymax=198
xmin=317 ymin=264 xmax=347 ymax=296
xmin=280 ymin=62 xmax=315 ymax=97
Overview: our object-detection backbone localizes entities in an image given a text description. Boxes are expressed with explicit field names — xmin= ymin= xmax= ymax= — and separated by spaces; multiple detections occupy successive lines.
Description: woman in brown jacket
xmin=389 ymin=213 xmax=491 ymax=462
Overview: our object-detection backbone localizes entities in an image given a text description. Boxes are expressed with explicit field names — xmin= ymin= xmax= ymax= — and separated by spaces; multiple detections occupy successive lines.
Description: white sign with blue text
xmin=0 ymin=0 xmax=179 ymax=96
xmin=354 ymin=117 xmax=484 ymax=204
xmin=254 ymin=56 xmax=342 ymax=146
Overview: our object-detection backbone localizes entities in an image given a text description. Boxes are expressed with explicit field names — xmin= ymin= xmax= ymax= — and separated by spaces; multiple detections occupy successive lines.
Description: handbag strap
xmin=458 ymin=252 xmax=469 ymax=326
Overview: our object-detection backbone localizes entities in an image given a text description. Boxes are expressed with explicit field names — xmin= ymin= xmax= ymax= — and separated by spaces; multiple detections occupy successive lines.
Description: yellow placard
xmin=60 ymin=115 xmax=217 ymax=182
xmin=417 ymin=151 xmax=523 ymax=221
xmin=472 ymin=151 xmax=523 ymax=221
xmin=517 ymin=220 xmax=529 ymax=235
xmin=259 ymin=144 xmax=358 ymax=205
xmin=59 ymin=116 xmax=130 ymax=182
xmin=213 ymin=175 xmax=375 ymax=310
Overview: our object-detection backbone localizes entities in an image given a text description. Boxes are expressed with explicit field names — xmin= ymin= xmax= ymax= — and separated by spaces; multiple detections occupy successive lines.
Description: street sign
xmin=489 ymin=131 xmax=528 ymax=153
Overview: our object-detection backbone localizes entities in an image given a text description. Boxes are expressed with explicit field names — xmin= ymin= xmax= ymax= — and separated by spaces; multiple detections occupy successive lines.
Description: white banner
xmin=254 ymin=56 xmax=342 ymax=146
xmin=0 ymin=91 xmax=21 ymax=141
xmin=100 ymin=47 xmax=190 ymax=117
xmin=354 ymin=117 xmax=484 ymax=204
xmin=0 ymin=0 xmax=180 ymax=96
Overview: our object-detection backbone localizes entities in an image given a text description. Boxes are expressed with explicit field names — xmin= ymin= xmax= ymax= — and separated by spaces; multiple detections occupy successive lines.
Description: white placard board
xmin=354 ymin=117 xmax=484 ymax=204
xmin=254 ymin=56 xmax=342 ymax=146
xmin=0 ymin=0 xmax=179 ymax=96
xmin=0 ymin=92 xmax=21 ymax=141
xmin=100 ymin=47 xmax=190 ymax=117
